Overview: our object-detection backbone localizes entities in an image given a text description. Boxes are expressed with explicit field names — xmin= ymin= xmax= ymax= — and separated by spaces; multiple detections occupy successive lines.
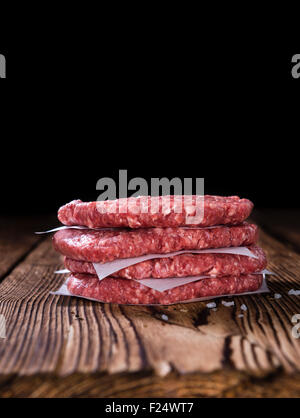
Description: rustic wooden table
xmin=1 ymin=210 xmax=300 ymax=398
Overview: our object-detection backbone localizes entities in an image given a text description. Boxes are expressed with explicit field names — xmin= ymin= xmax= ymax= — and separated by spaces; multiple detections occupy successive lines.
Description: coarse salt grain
xmin=288 ymin=289 xmax=300 ymax=296
xmin=206 ymin=302 xmax=216 ymax=309
xmin=241 ymin=304 xmax=247 ymax=311
xmin=156 ymin=361 xmax=171 ymax=377
xmin=161 ymin=314 xmax=169 ymax=321
xmin=238 ymin=314 xmax=244 ymax=318
xmin=222 ymin=300 xmax=235 ymax=307
xmin=274 ymin=293 xmax=282 ymax=299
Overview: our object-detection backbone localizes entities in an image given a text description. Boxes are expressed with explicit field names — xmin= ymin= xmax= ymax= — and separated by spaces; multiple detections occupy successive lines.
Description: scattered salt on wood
xmin=241 ymin=304 xmax=248 ymax=311
xmin=238 ymin=314 xmax=244 ymax=318
xmin=212 ymin=308 xmax=218 ymax=312
xmin=161 ymin=314 xmax=169 ymax=321
xmin=222 ymin=300 xmax=235 ymax=307
xmin=156 ymin=361 xmax=171 ymax=377
xmin=206 ymin=302 xmax=216 ymax=309
xmin=274 ymin=293 xmax=282 ymax=299
xmin=288 ymin=289 xmax=300 ymax=296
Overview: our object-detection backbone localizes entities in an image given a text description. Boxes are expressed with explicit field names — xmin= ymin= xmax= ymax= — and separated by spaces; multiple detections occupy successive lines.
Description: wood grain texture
xmin=1 ymin=370 xmax=300 ymax=398
xmin=0 ymin=213 xmax=300 ymax=397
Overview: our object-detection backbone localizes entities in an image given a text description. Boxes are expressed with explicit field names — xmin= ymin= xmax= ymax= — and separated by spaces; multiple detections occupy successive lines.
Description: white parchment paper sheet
xmin=91 ymin=246 xmax=259 ymax=281
xmin=35 ymin=224 xmax=231 ymax=234
xmin=35 ymin=225 xmax=118 ymax=234
xmin=134 ymin=270 xmax=273 ymax=292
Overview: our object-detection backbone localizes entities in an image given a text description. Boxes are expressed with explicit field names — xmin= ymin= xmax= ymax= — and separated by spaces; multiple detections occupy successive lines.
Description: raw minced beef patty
xmin=58 ymin=195 xmax=253 ymax=229
xmin=66 ymin=273 xmax=263 ymax=304
xmin=53 ymin=223 xmax=258 ymax=263
xmin=64 ymin=245 xmax=266 ymax=279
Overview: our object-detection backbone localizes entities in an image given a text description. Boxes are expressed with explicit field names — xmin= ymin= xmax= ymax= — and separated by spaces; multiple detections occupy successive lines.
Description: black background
xmin=1 ymin=24 xmax=299 ymax=215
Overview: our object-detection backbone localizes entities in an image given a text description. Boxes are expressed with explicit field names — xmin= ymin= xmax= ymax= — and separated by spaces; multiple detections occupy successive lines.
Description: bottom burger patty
xmin=64 ymin=245 xmax=266 ymax=279
xmin=67 ymin=273 xmax=263 ymax=305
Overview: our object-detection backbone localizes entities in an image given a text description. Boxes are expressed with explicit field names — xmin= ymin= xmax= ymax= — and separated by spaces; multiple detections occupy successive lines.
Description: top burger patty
xmin=58 ymin=195 xmax=253 ymax=229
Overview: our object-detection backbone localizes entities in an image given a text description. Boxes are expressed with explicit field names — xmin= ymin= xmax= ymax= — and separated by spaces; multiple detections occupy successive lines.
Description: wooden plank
xmin=0 ymin=215 xmax=56 ymax=281
xmin=1 ymin=370 xmax=300 ymax=398
xmin=0 ymin=222 xmax=300 ymax=388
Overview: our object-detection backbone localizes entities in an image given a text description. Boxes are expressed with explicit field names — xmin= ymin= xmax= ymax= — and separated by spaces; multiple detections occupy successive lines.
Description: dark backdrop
xmin=0 ymin=29 xmax=299 ymax=215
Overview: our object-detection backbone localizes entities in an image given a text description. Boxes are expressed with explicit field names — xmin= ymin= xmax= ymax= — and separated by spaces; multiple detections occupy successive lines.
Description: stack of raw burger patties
xmin=53 ymin=195 xmax=267 ymax=305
